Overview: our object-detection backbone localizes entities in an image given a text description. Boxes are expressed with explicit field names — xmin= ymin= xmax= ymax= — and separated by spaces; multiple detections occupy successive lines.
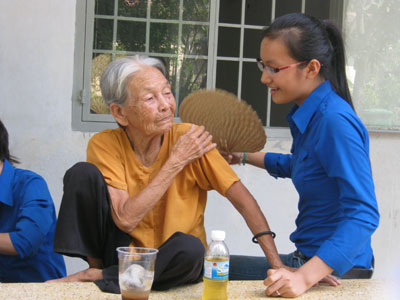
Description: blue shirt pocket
xmin=291 ymin=148 xmax=309 ymax=189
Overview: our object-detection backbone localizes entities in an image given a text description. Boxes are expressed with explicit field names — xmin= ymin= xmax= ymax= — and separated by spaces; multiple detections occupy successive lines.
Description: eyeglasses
xmin=256 ymin=58 xmax=307 ymax=75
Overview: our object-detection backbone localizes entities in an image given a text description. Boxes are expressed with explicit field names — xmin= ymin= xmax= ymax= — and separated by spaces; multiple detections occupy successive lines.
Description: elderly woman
xmin=53 ymin=55 xmax=282 ymax=292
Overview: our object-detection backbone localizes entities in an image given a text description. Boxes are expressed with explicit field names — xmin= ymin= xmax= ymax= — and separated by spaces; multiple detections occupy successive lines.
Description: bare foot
xmin=46 ymin=268 xmax=103 ymax=283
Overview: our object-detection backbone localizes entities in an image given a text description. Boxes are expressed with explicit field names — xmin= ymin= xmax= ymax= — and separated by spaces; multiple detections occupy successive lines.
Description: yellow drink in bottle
xmin=202 ymin=231 xmax=229 ymax=300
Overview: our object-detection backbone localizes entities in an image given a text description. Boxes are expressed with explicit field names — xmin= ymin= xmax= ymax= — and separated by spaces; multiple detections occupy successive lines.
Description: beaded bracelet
xmin=252 ymin=231 xmax=276 ymax=243
xmin=241 ymin=152 xmax=247 ymax=165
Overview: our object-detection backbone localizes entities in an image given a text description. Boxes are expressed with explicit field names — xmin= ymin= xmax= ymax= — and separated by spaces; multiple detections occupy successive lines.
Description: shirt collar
xmin=0 ymin=159 xmax=15 ymax=206
xmin=288 ymin=80 xmax=333 ymax=134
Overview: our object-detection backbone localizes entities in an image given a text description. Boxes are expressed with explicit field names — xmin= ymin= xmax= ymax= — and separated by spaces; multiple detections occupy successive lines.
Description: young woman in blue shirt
xmin=224 ymin=13 xmax=379 ymax=297
xmin=0 ymin=120 xmax=66 ymax=282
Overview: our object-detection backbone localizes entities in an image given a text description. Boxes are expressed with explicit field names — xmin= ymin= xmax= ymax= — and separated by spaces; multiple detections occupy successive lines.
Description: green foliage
xmin=345 ymin=0 xmax=400 ymax=128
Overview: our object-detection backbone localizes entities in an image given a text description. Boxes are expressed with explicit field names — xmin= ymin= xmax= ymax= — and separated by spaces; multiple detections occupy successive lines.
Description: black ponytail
xmin=322 ymin=20 xmax=353 ymax=109
xmin=262 ymin=13 xmax=354 ymax=110
xmin=0 ymin=120 xmax=19 ymax=165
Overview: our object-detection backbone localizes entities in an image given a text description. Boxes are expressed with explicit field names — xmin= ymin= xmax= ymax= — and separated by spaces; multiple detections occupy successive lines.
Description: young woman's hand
xmin=219 ymin=150 xmax=242 ymax=165
xmin=319 ymin=274 xmax=341 ymax=286
xmin=280 ymin=266 xmax=340 ymax=287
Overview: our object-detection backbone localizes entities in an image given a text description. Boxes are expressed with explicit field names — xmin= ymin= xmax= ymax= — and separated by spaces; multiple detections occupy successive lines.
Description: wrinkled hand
xmin=170 ymin=125 xmax=216 ymax=168
xmin=219 ymin=150 xmax=242 ymax=165
xmin=264 ymin=268 xmax=308 ymax=298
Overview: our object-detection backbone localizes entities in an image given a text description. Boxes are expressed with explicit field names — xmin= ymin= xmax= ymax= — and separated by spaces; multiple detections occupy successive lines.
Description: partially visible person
xmin=0 ymin=120 xmax=66 ymax=282
xmin=223 ymin=13 xmax=379 ymax=297
xmin=52 ymin=55 xmax=283 ymax=293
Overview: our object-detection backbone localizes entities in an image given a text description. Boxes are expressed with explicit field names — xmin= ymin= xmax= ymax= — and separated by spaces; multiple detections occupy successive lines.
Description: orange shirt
xmin=87 ymin=123 xmax=239 ymax=248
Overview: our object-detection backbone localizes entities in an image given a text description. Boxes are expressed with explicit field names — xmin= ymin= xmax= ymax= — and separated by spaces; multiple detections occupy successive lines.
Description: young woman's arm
xmin=221 ymin=151 xmax=293 ymax=179
xmin=0 ymin=233 xmax=18 ymax=255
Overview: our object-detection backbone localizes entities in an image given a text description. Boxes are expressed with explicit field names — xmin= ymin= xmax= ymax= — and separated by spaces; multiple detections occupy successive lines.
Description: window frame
xmin=72 ymin=0 xmax=115 ymax=131
xmin=73 ymin=0 xmax=217 ymax=131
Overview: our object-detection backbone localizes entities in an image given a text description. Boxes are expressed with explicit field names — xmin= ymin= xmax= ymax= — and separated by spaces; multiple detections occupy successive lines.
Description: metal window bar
xmin=206 ymin=0 xmax=218 ymax=89
xmin=173 ymin=0 xmax=184 ymax=113
xmin=145 ymin=0 xmax=151 ymax=53
xmin=266 ymin=0 xmax=276 ymax=127
xmin=112 ymin=0 xmax=118 ymax=60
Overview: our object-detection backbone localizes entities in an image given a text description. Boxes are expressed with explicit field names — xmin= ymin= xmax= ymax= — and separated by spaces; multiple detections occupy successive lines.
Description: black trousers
xmin=54 ymin=162 xmax=204 ymax=293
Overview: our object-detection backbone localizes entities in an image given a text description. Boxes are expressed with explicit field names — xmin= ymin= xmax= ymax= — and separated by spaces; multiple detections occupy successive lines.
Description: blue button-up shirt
xmin=0 ymin=159 xmax=65 ymax=282
xmin=264 ymin=81 xmax=379 ymax=275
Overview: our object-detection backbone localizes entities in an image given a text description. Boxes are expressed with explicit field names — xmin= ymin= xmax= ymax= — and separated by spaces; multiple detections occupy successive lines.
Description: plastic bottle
xmin=202 ymin=230 xmax=230 ymax=300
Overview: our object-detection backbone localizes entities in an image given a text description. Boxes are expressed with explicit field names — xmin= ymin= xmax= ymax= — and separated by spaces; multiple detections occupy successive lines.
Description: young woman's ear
xmin=110 ymin=103 xmax=129 ymax=127
xmin=305 ymin=59 xmax=322 ymax=79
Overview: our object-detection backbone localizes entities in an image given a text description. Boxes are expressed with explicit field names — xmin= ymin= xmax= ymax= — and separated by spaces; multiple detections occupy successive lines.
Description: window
xmin=344 ymin=0 xmax=400 ymax=131
xmin=72 ymin=0 xmax=344 ymax=132
xmin=215 ymin=0 xmax=343 ymax=127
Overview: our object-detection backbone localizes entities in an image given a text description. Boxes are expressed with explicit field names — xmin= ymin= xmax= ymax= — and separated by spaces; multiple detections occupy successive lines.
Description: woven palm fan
xmin=179 ymin=89 xmax=266 ymax=153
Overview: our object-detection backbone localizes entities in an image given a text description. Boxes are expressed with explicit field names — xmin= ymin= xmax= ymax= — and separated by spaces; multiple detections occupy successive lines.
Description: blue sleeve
xmin=264 ymin=152 xmax=293 ymax=178
xmin=9 ymin=176 xmax=55 ymax=259
xmin=314 ymin=112 xmax=379 ymax=275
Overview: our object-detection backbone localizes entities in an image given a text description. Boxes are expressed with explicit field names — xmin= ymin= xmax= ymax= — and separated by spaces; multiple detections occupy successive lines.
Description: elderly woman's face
xmin=122 ymin=66 xmax=176 ymax=136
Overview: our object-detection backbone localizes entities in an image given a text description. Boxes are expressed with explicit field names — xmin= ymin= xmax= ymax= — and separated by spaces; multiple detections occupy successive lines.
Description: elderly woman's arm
xmin=225 ymin=180 xmax=284 ymax=269
xmin=109 ymin=125 xmax=216 ymax=233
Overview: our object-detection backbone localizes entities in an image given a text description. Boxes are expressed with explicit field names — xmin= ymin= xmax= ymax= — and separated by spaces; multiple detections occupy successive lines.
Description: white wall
xmin=1 ymin=1 xmax=399 ymax=280
xmin=0 ymin=1 xmax=91 ymax=274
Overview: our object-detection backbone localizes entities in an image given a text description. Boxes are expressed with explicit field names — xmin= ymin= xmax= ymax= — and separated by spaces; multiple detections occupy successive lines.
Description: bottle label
xmin=203 ymin=258 xmax=229 ymax=280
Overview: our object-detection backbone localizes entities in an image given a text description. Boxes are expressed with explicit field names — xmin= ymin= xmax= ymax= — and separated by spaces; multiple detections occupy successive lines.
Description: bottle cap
xmin=211 ymin=230 xmax=225 ymax=241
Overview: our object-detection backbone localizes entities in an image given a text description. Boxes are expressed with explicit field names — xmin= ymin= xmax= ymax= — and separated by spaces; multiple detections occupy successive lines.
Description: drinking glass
xmin=117 ymin=247 xmax=158 ymax=300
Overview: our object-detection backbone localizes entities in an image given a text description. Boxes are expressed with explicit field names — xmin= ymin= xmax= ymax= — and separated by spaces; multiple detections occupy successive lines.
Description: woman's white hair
xmin=100 ymin=55 xmax=166 ymax=107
